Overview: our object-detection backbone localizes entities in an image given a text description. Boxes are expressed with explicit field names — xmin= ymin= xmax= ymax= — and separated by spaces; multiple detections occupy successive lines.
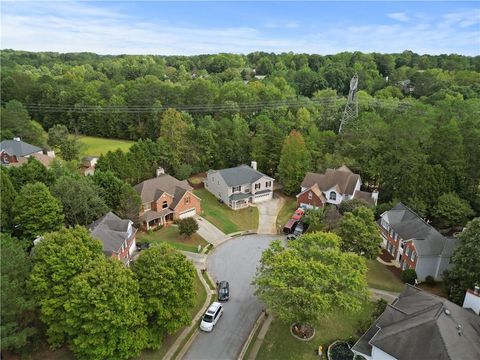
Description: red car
xmin=291 ymin=208 xmax=305 ymax=221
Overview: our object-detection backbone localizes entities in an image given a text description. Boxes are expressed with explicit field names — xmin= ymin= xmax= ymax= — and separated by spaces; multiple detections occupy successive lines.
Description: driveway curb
xmin=237 ymin=310 xmax=267 ymax=360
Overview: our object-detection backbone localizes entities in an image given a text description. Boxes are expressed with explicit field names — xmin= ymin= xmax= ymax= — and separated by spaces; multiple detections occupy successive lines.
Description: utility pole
xmin=338 ymin=74 xmax=359 ymax=134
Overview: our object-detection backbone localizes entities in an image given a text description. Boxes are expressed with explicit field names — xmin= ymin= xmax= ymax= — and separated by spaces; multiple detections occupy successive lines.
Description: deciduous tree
xmin=432 ymin=192 xmax=474 ymax=229
xmin=178 ymin=217 xmax=199 ymax=239
xmin=1 ymin=169 xmax=17 ymax=232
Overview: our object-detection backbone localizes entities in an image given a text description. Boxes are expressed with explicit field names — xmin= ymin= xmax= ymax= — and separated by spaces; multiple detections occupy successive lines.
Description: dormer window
xmin=329 ymin=192 xmax=336 ymax=200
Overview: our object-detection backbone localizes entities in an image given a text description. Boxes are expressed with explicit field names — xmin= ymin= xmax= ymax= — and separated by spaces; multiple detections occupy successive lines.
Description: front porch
xmin=229 ymin=192 xmax=252 ymax=210
xmin=140 ymin=209 xmax=174 ymax=230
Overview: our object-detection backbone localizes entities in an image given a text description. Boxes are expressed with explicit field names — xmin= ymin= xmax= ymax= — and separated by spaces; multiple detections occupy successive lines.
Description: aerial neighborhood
xmin=1 ymin=2 xmax=480 ymax=359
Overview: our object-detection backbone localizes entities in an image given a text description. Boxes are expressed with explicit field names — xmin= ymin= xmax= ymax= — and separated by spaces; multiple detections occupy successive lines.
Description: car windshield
xmin=220 ymin=288 xmax=228 ymax=295
xmin=203 ymin=313 xmax=214 ymax=323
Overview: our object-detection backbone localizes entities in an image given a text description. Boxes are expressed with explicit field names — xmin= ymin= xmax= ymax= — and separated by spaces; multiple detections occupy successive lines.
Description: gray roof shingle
xmin=353 ymin=285 xmax=480 ymax=360
xmin=88 ymin=212 xmax=135 ymax=256
xmin=214 ymin=165 xmax=273 ymax=187
xmin=0 ymin=139 xmax=42 ymax=157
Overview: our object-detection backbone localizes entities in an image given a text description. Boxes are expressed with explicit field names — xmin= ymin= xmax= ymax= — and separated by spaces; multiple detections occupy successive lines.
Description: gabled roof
xmin=382 ymin=203 xmax=457 ymax=256
xmin=301 ymin=166 xmax=360 ymax=196
xmin=352 ymin=285 xmax=480 ymax=360
xmin=8 ymin=153 xmax=54 ymax=168
xmin=296 ymin=183 xmax=327 ymax=203
xmin=353 ymin=190 xmax=375 ymax=205
xmin=0 ymin=139 xmax=42 ymax=157
xmin=211 ymin=165 xmax=273 ymax=187
xmin=88 ymin=212 xmax=135 ymax=256
xmin=134 ymin=174 xmax=192 ymax=203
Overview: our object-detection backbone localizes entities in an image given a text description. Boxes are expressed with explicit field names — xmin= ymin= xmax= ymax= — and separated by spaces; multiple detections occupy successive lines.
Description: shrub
xmin=425 ymin=275 xmax=435 ymax=285
xmin=178 ymin=217 xmax=199 ymax=238
xmin=402 ymin=269 xmax=417 ymax=285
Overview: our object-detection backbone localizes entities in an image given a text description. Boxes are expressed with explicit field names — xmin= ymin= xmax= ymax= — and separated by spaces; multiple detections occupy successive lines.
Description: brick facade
xmin=379 ymin=223 xmax=417 ymax=271
xmin=296 ymin=190 xmax=325 ymax=209
xmin=173 ymin=192 xmax=201 ymax=219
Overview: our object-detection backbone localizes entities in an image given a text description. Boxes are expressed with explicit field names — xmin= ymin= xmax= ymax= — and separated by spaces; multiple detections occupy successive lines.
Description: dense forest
xmin=1 ymin=49 xmax=480 ymax=219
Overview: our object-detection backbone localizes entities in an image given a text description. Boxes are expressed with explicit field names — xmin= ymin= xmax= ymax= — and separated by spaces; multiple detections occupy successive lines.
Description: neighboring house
xmin=88 ymin=212 xmax=137 ymax=265
xmin=463 ymin=286 xmax=480 ymax=315
xmin=80 ymin=156 xmax=98 ymax=176
xmin=204 ymin=161 xmax=274 ymax=210
xmin=352 ymin=285 xmax=480 ymax=360
xmin=297 ymin=165 xmax=378 ymax=209
xmin=0 ymin=137 xmax=55 ymax=167
xmin=134 ymin=169 xmax=201 ymax=230
xmin=379 ymin=203 xmax=458 ymax=281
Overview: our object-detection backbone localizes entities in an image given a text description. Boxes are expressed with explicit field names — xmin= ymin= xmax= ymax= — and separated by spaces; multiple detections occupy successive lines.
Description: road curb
xmin=237 ymin=310 xmax=267 ymax=360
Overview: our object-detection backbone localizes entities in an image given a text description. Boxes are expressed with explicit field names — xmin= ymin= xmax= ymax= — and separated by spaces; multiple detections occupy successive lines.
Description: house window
xmin=410 ymin=251 xmax=415 ymax=261
xmin=185 ymin=196 xmax=190 ymax=204
xmin=265 ymin=181 xmax=272 ymax=187
xmin=308 ymin=192 xmax=313 ymax=200
xmin=162 ymin=201 xmax=168 ymax=209
xmin=232 ymin=186 xmax=241 ymax=193
xmin=143 ymin=203 xmax=151 ymax=211
xmin=329 ymin=192 xmax=336 ymax=200
xmin=255 ymin=183 xmax=261 ymax=190
xmin=402 ymin=261 xmax=407 ymax=270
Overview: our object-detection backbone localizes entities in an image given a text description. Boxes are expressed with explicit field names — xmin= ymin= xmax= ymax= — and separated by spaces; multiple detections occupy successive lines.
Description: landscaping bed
xmin=328 ymin=341 xmax=354 ymax=360
xmin=188 ymin=173 xmax=206 ymax=189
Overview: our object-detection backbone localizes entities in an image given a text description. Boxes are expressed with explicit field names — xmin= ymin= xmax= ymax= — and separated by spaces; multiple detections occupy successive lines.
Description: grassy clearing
xmin=275 ymin=195 xmax=297 ymax=232
xmin=256 ymin=301 xmax=373 ymax=360
xmin=75 ymin=135 xmax=134 ymax=157
xmin=366 ymin=259 xmax=405 ymax=292
xmin=194 ymin=189 xmax=259 ymax=234
xmin=138 ymin=225 xmax=209 ymax=253
xmin=139 ymin=270 xmax=208 ymax=360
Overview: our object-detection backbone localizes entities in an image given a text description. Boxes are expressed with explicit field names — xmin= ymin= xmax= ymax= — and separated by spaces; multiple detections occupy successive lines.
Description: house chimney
xmin=156 ymin=167 xmax=165 ymax=177
xmin=372 ymin=190 xmax=379 ymax=205
xmin=13 ymin=137 xmax=21 ymax=142
xmin=475 ymin=286 xmax=479 ymax=295
xmin=251 ymin=161 xmax=257 ymax=170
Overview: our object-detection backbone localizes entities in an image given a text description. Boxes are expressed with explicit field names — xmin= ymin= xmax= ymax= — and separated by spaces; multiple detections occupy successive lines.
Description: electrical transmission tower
xmin=338 ymin=74 xmax=359 ymax=134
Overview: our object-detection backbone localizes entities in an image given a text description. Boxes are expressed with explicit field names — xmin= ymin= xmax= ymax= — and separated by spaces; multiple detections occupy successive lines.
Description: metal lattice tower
xmin=338 ymin=74 xmax=359 ymax=134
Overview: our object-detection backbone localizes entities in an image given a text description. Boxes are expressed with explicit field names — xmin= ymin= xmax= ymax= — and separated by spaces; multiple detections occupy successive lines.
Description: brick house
xmin=297 ymin=165 xmax=378 ymax=209
xmin=1 ymin=137 xmax=55 ymax=167
xmin=88 ymin=212 xmax=137 ymax=266
xmin=134 ymin=170 xmax=201 ymax=230
xmin=352 ymin=285 xmax=480 ymax=360
xmin=379 ymin=203 xmax=458 ymax=281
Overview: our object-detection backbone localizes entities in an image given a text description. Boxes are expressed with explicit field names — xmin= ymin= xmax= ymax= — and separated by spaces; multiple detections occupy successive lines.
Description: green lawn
xmin=366 ymin=259 xmax=405 ymax=292
xmin=139 ymin=269 xmax=208 ymax=360
xmin=75 ymin=135 xmax=134 ymax=157
xmin=138 ymin=225 xmax=209 ymax=253
xmin=275 ymin=195 xmax=297 ymax=233
xmin=257 ymin=301 xmax=373 ymax=360
xmin=194 ymin=189 xmax=259 ymax=234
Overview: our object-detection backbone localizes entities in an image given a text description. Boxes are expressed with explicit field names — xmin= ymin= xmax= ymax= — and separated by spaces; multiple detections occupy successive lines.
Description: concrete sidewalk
xmin=196 ymin=216 xmax=230 ymax=246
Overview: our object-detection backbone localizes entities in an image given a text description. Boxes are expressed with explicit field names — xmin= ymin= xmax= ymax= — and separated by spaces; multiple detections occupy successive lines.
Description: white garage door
xmin=179 ymin=208 xmax=196 ymax=219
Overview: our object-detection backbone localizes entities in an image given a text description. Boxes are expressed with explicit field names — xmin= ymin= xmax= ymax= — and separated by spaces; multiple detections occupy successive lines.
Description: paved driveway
xmin=182 ymin=234 xmax=279 ymax=360
xmin=196 ymin=216 xmax=229 ymax=245
xmin=256 ymin=195 xmax=285 ymax=234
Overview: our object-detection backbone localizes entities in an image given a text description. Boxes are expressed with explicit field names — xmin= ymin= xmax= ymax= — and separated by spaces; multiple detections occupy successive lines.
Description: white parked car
xmin=200 ymin=302 xmax=223 ymax=332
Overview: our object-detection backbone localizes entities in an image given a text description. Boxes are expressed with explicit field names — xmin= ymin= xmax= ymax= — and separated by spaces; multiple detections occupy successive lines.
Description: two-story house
xmin=352 ymin=285 xmax=480 ymax=360
xmin=297 ymin=165 xmax=378 ymax=209
xmin=88 ymin=212 xmax=137 ymax=266
xmin=204 ymin=162 xmax=274 ymax=210
xmin=379 ymin=203 xmax=458 ymax=281
xmin=1 ymin=137 xmax=55 ymax=167
xmin=134 ymin=170 xmax=201 ymax=230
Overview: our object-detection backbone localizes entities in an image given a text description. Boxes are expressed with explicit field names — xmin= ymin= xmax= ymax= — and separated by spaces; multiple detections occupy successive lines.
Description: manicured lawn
xmin=139 ymin=270 xmax=208 ymax=360
xmin=257 ymin=301 xmax=373 ymax=360
xmin=75 ymin=135 xmax=134 ymax=157
xmin=366 ymin=259 xmax=405 ymax=292
xmin=138 ymin=225 xmax=209 ymax=253
xmin=194 ymin=189 xmax=259 ymax=234
xmin=275 ymin=195 xmax=297 ymax=232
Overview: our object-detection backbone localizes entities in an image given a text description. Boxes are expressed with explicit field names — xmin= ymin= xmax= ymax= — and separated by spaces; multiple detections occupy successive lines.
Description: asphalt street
xmin=182 ymin=234 xmax=279 ymax=360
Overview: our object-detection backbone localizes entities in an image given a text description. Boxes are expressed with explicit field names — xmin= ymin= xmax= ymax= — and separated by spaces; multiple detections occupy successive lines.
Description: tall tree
xmin=52 ymin=176 xmax=108 ymax=226
xmin=64 ymin=259 xmax=148 ymax=359
xmin=253 ymin=232 xmax=368 ymax=329
xmin=132 ymin=244 xmax=195 ymax=348
xmin=432 ymin=192 xmax=474 ymax=229
xmin=7 ymin=157 xmax=54 ymax=190
xmin=158 ymin=109 xmax=190 ymax=173
xmin=277 ymin=130 xmax=311 ymax=195
xmin=29 ymin=227 xmax=104 ymax=348
xmin=1 ymin=234 xmax=36 ymax=354
xmin=47 ymin=124 xmax=69 ymax=148
xmin=336 ymin=206 xmax=382 ymax=259
xmin=13 ymin=182 xmax=64 ymax=242
xmin=1 ymin=168 xmax=17 ymax=232
xmin=445 ymin=218 xmax=480 ymax=304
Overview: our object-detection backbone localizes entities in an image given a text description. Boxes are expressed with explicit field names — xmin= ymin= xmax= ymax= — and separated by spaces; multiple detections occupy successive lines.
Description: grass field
xmin=366 ymin=259 xmax=405 ymax=292
xmin=137 ymin=225 xmax=209 ymax=253
xmin=194 ymin=189 xmax=259 ymax=234
xmin=76 ymin=135 xmax=134 ymax=157
xmin=275 ymin=195 xmax=297 ymax=233
xmin=256 ymin=301 xmax=373 ymax=360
